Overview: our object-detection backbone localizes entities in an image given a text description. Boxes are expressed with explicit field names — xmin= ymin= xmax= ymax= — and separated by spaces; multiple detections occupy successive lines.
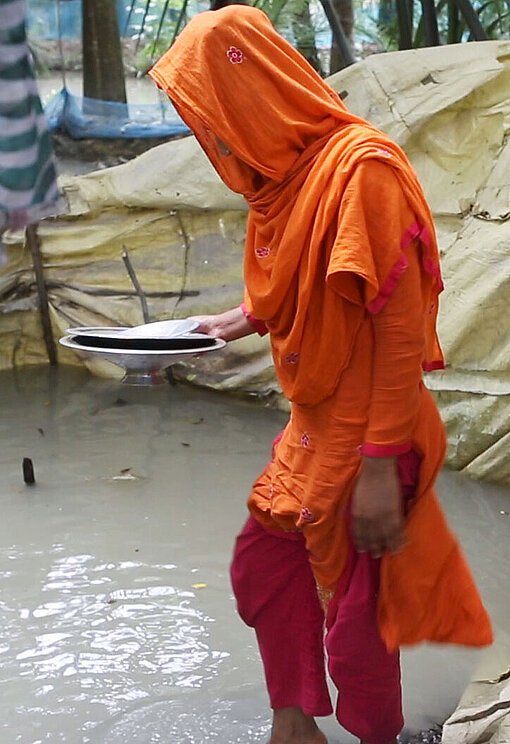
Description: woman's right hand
xmin=351 ymin=455 xmax=407 ymax=558
xmin=190 ymin=306 xmax=255 ymax=342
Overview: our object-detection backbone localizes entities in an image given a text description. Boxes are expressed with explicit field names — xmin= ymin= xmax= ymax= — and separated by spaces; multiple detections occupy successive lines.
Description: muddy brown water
xmin=1 ymin=367 xmax=508 ymax=744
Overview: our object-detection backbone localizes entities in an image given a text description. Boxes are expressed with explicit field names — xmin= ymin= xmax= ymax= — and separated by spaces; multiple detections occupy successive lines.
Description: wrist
xmin=361 ymin=455 xmax=397 ymax=473
xmin=216 ymin=307 xmax=254 ymax=341
xmin=240 ymin=302 xmax=268 ymax=337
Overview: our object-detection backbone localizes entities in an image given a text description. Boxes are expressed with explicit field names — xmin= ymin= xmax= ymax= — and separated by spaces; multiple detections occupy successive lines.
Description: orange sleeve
xmin=362 ymin=241 xmax=425 ymax=452
xmin=326 ymin=159 xmax=425 ymax=452
xmin=326 ymin=159 xmax=415 ymax=310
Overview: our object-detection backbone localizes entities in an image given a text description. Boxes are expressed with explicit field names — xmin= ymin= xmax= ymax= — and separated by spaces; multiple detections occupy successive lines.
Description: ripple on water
xmin=0 ymin=548 xmax=233 ymax=736
xmin=84 ymin=698 xmax=272 ymax=744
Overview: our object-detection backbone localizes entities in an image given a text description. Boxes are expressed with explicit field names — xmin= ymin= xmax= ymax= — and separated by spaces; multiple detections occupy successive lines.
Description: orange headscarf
xmin=149 ymin=6 xmax=444 ymax=405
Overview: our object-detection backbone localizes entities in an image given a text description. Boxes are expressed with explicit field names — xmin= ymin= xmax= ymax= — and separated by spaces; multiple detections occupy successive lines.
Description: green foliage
xmin=259 ymin=0 xmax=330 ymax=73
xmin=252 ymin=0 xmax=291 ymax=24
xmin=133 ymin=0 xmax=330 ymax=74
xmin=131 ymin=0 xmax=209 ymax=71
xmin=372 ymin=0 xmax=509 ymax=50
xmin=476 ymin=0 xmax=509 ymax=38
xmin=131 ymin=0 xmax=509 ymax=75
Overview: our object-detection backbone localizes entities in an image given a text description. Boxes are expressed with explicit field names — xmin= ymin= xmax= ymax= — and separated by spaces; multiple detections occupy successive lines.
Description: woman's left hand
xmin=351 ymin=456 xmax=407 ymax=558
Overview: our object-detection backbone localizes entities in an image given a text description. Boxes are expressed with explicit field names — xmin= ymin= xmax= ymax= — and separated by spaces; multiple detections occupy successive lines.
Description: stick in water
xmin=23 ymin=457 xmax=35 ymax=485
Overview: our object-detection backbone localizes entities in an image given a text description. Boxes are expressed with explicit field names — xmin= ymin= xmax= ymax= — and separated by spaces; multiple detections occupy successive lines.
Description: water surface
xmin=0 ymin=367 xmax=508 ymax=743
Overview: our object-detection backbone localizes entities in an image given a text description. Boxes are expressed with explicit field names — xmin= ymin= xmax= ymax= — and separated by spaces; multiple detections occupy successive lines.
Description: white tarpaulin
xmin=1 ymin=40 xmax=509 ymax=484
xmin=442 ymin=637 xmax=510 ymax=744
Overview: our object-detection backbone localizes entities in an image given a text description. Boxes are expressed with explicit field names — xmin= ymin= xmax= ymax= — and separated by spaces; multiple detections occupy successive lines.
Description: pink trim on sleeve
xmin=240 ymin=302 xmax=269 ymax=337
xmin=422 ymin=360 xmax=445 ymax=372
xmin=401 ymin=221 xmax=422 ymax=250
xmin=423 ymin=257 xmax=444 ymax=291
xmin=414 ymin=222 xmax=445 ymax=291
xmin=271 ymin=429 xmax=285 ymax=460
xmin=367 ymin=253 xmax=409 ymax=315
xmin=367 ymin=220 xmax=444 ymax=316
xmin=359 ymin=441 xmax=413 ymax=457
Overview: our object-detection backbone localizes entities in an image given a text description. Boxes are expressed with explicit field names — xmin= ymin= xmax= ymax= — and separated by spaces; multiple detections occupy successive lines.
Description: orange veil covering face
xmin=149 ymin=5 xmax=444 ymax=406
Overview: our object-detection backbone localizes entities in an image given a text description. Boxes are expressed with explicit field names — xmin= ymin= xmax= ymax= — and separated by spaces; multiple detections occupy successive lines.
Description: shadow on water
xmin=0 ymin=366 xmax=508 ymax=743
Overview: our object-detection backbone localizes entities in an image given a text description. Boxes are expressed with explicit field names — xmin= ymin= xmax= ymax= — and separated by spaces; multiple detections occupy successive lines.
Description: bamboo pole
xmin=26 ymin=224 xmax=57 ymax=366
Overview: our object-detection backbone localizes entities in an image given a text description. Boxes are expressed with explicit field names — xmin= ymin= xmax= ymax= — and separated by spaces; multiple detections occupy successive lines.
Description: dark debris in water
xmin=22 ymin=457 xmax=35 ymax=485
xmin=399 ymin=726 xmax=443 ymax=744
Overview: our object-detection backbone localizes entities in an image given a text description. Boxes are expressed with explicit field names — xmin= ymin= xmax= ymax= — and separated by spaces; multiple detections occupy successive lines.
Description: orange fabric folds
xmin=378 ymin=388 xmax=493 ymax=651
xmin=149 ymin=5 xmax=443 ymax=406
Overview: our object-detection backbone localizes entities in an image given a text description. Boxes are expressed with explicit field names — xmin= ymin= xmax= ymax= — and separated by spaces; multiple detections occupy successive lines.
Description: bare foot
xmin=268 ymin=707 xmax=327 ymax=744
xmin=269 ymin=730 xmax=326 ymax=744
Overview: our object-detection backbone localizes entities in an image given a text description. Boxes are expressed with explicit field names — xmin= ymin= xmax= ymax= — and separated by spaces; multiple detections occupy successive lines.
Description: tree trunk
xmin=452 ymin=0 xmax=489 ymax=40
xmin=447 ymin=0 xmax=461 ymax=43
xmin=292 ymin=0 xmax=323 ymax=75
xmin=82 ymin=0 xmax=127 ymax=102
xmin=329 ymin=0 xmax=354 ymax=74
xmin=396 ymin=0 xmax=414 ymax=48
xmin=420 ymin=0 xmax=440 ymax=45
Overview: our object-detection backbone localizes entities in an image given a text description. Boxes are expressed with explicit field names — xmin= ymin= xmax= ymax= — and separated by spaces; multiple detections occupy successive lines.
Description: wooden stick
xmin=121 ymin=245 xmax=150 ymax=323
xmin=26 ymin=224 xmax=57 ymax=366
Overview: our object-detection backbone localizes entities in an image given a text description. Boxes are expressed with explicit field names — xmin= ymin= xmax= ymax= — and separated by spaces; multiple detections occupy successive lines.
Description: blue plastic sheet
xmin=45 ymin=87 xmax=189 ymax=139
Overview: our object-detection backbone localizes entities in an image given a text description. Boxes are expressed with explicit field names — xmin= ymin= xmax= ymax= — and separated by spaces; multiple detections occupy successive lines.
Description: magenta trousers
xmin=230 ymin=451 xmax=420 ymax=744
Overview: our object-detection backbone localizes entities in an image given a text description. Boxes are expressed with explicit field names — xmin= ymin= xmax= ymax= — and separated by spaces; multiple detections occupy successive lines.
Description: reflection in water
xmin=84 ymin=698 xmax=272 ymax=744
xmin=13 ymin=551 xmax=227 ymax=681
xmin=0 ymin=368 xmax=282 ymax=744
xmin=0 ymin=367 xmax=508 ymax=744
xmin=3 ymin=544 xmax=235 ymax=741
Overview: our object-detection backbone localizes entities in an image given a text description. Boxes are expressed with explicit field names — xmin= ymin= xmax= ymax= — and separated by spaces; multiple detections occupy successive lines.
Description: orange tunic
xmin=247 ymin=161 xmax=492 ymax=650
xmin=149 ymin=4 xmax=492 ymax=651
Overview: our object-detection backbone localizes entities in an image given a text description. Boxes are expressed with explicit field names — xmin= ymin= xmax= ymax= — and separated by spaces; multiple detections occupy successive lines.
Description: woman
xmin=149 ymin=7 xmax=492 ymax=744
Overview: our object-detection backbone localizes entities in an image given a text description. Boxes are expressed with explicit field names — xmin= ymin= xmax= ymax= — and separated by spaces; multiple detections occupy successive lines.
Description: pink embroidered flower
xmin=285 ymin=352 xmax=299 ymax=365
xmin=255 ymin=246 xmax=270 ymax=258
xmin=376 ymin=148 xmax=391 ymax=158
xmin=301 ymin=433 xmax=311 ymax=448
xmin=300 ymin=507 xmax=314 ymax=522
xmin=227 ymin=46 xmax=245 ymax=64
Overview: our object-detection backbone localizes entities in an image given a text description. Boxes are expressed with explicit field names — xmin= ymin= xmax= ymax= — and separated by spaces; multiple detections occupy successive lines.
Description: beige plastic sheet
xmin=1 ymin=40 xmax=510 ymax=483
xmin=442 ymin=638 xmax=510 ymax=744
